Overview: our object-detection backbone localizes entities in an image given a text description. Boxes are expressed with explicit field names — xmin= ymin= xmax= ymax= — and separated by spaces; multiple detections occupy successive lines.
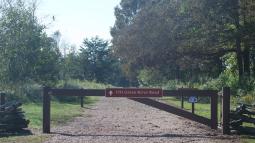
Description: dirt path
xmin=45 ymin=98 xmax=239 ymax=143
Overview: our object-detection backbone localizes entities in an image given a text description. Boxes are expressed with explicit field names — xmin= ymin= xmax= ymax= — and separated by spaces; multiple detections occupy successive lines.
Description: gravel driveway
xmin=45 ymin=98 xmax=239 ymax=143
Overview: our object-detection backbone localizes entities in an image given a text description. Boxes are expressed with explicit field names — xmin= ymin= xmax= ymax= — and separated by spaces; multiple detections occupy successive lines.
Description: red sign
xmin=105 ymin=88 xmax=163 ymax=97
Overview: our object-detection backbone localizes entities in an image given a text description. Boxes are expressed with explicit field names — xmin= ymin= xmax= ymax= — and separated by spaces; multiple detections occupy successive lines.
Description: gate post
xmin=222 ymin=87 xmax=230 ymax=134
xmin=210 ymin=92 xmax=218 ymax=129
xmin=80 ymin=96 xmax=84 ymax=108
xmin=181 ymin=95 xmax=184 ymax=109
xmin=0 ymin=92 xmax=6 ymax=105
xmin=43 ymin=87 xmax=51 ymax=133
xmin=179 ymin=89 xmax=184 ymax=109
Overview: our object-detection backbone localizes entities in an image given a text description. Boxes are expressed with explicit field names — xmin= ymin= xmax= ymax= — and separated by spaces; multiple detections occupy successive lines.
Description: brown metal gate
xmin=42 ymin=87 xmax=230 ymax=134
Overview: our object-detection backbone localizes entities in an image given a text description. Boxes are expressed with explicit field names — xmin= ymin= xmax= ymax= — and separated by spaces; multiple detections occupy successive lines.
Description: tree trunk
xmin=243 ymin=43 xmax=250 ymax=77
xmin=242 ymin=0 xmax=251 ymax=77
xmin=253 ymin=58 xmax=255 ymax=77
xmin=234 ymin=0 xmax=243 ymax=80
xmin=236 ymin=36 xmax=243 ymax=80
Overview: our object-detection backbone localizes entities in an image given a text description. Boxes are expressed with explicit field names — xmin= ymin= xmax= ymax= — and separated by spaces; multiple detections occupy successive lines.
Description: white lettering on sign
xmin=105 ymin=88 xmax=163 ymax=97
xmin=188 ymin=96 xmax=198 ymax=103
xmin=109 ymin=90 xmax=113 ymax=96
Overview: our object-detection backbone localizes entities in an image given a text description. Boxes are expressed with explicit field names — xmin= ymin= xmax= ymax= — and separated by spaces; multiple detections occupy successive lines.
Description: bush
xmin=54 ymin=79 xmax=111 ymax=102
xmin=3 ymin=81 xmax=42 ymax=103
xmin=138 ymin=68 xmax=165 ymax=87
xmin=240 ymin=94 xmax=255 ymax=105
xmin=56 ymin=79 xmax=111 ymax=89
xmin=162 ymin=80 xmax=183 ymax=89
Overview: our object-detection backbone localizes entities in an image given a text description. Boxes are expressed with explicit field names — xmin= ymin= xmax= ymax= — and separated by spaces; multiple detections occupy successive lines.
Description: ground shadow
xmin=81 ymin=106 xmax=97 ymax=110
xmin=51 ymin=132 xmax=235 ymax=140
xmin=0 ymin=129 xmax=32 ymax=138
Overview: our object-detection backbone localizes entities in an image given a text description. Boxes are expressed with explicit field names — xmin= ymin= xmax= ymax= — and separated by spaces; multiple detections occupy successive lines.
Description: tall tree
xmin=0 ymin=0 xmax=61 ymax=87
xmin=111 ymin=0 xmax=255 ymax=83
xmin=80 ymin=37 xmax=126 ymax=85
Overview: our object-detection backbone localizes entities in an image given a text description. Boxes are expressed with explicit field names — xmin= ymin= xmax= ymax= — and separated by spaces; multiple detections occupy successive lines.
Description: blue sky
xmin=37 ymin=0 xmax=121 ymax=46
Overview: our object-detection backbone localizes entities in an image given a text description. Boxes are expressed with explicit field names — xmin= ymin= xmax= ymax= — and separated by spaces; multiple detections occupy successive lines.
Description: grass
xmin=162 ymin=97 xmax=216 ymax=119
xmin=0 ymin=134 xmax=50 ymax=143
xmin=163 ymin=96 xmax=255 ymax=143
xmin=24 ymin=101 xmax=82 ymax=129
xmin=242 ymin=136 xmax=255 ymax=143
xmin=0 ymin=96 xmax=98 ymax=143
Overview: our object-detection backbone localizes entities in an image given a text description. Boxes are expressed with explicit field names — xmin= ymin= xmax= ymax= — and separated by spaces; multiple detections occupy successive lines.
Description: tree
xmin=111 ymin=0 xmax=154 ymax=37
xmin=0 ymin=0 xmax=61 ymax=87
xmin=61 ymin=45 xmax=83 ymax=80
xmin=79 ymin=37 xmax=127 ymax=85
xmin=111 ymin=0 xmax=255 ymax=83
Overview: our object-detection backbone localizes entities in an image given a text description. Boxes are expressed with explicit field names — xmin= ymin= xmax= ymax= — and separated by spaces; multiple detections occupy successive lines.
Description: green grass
xmin=242 ymin=138 xmax=255 ymax=143
xmin=57 ymin=79 xmax=112 ymax=89
xmin=24 ymin=96 xmax=98 ymax=129
xmin=162 ymin=97 xmax=216 ymax=119
xmin=0 ymin=96 xmax=98 ymax=143
xmin=0 ymin=134 xmax=50 ymax=143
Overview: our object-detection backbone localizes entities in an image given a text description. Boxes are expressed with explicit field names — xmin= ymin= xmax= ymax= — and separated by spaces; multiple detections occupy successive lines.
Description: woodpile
xmin=230 ymin=104 xmax=255 ymax=134
xmin=0 ymin=101 xmax=29 ymax=132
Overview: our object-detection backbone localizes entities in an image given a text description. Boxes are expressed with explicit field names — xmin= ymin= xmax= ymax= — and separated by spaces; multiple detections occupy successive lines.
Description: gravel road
xmin=45 ymin=98 xmax=239 ymax=143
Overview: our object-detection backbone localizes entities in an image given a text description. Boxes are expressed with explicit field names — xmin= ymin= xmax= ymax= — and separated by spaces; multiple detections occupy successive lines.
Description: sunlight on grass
xmin=0 ymin=97 xmax=98 ymax=143
xmin=23 ymin=97 xmax=98 ymax=129
xmin=0 ymin=135 xmax=49 ymax=143
xmin=162 ymin=97 xmax=222 ymax=120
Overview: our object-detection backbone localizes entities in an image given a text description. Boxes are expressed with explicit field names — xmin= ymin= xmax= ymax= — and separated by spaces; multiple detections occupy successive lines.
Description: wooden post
xmin=211 ymin=92 xmax=218 ymax=129
xmin=0 ymin=93 xmax=6 ymax=105
xmin=43 ymin=87 xmax=51 ymax=133
xmin=192 ymin=102 xmax=195 ymax=114
xmin=179 ymin=88 xmax=184 ymax=109
xmin=181 ymin=95 xmax=184 ymax=109
xmin=80 ymin=96 xmax=84 ymax=108
xmin=222 ymin=87 xmax=230 ymax=134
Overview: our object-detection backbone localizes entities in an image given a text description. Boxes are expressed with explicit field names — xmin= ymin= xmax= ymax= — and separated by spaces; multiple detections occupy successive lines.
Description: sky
xmin=37 ymin=0 xmax=121 ymax=47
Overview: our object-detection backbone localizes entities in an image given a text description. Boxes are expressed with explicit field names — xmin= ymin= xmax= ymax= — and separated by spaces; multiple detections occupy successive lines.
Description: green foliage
xmin=60 ymin=47 xmax=83 ymax=80
xmin=56 ymin=79 xmax=111 ymax=89
xmin=2 ymin=80 xmax=110 ymax=104
xmin=112 ymin=0 xmax=255 ymax=93
xmin=0 ymin=0 xmax=61 ymax=88
xmin=236 ymin=78 xmax=255 ymax=98
xmin=79 ymin=37 xmax=128 ymax=86
xmin=163 ymin=80 xmax=202 ymax=90
xmin=138 ymin=68 xmax=165 ymax=87
xmin=162 ymin=80 xmax=184 ymax=90
xmin=54 ymin=79 xmax=111 ymax=102
xmin=240 ymin=94 xmax=255 ymax=105
xmin=4 ymin=81 xmax=42 ymax=103
xmin=200 ymin=74 xmax=231 ymax=90
xmin=80 ymin=37 xmax=112 ymax=82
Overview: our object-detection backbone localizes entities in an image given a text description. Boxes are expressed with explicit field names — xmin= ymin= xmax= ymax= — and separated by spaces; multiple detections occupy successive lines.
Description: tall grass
xmin=56 ymin=79 xmax=112 ymax=89
xmin=2 ymin=79 xmax=111 ymax=103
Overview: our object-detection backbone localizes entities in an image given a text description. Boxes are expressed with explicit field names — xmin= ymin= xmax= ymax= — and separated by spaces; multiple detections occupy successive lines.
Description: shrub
xmin=3 ymin=81 xmax=42 ymax=103
xmin=138 ymin=68 xmax=165 ymax=87
xmin=54 ymin=79 xmax=111 ymax=102
xmin=240 ymin=94 xmax=255 ymax=105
